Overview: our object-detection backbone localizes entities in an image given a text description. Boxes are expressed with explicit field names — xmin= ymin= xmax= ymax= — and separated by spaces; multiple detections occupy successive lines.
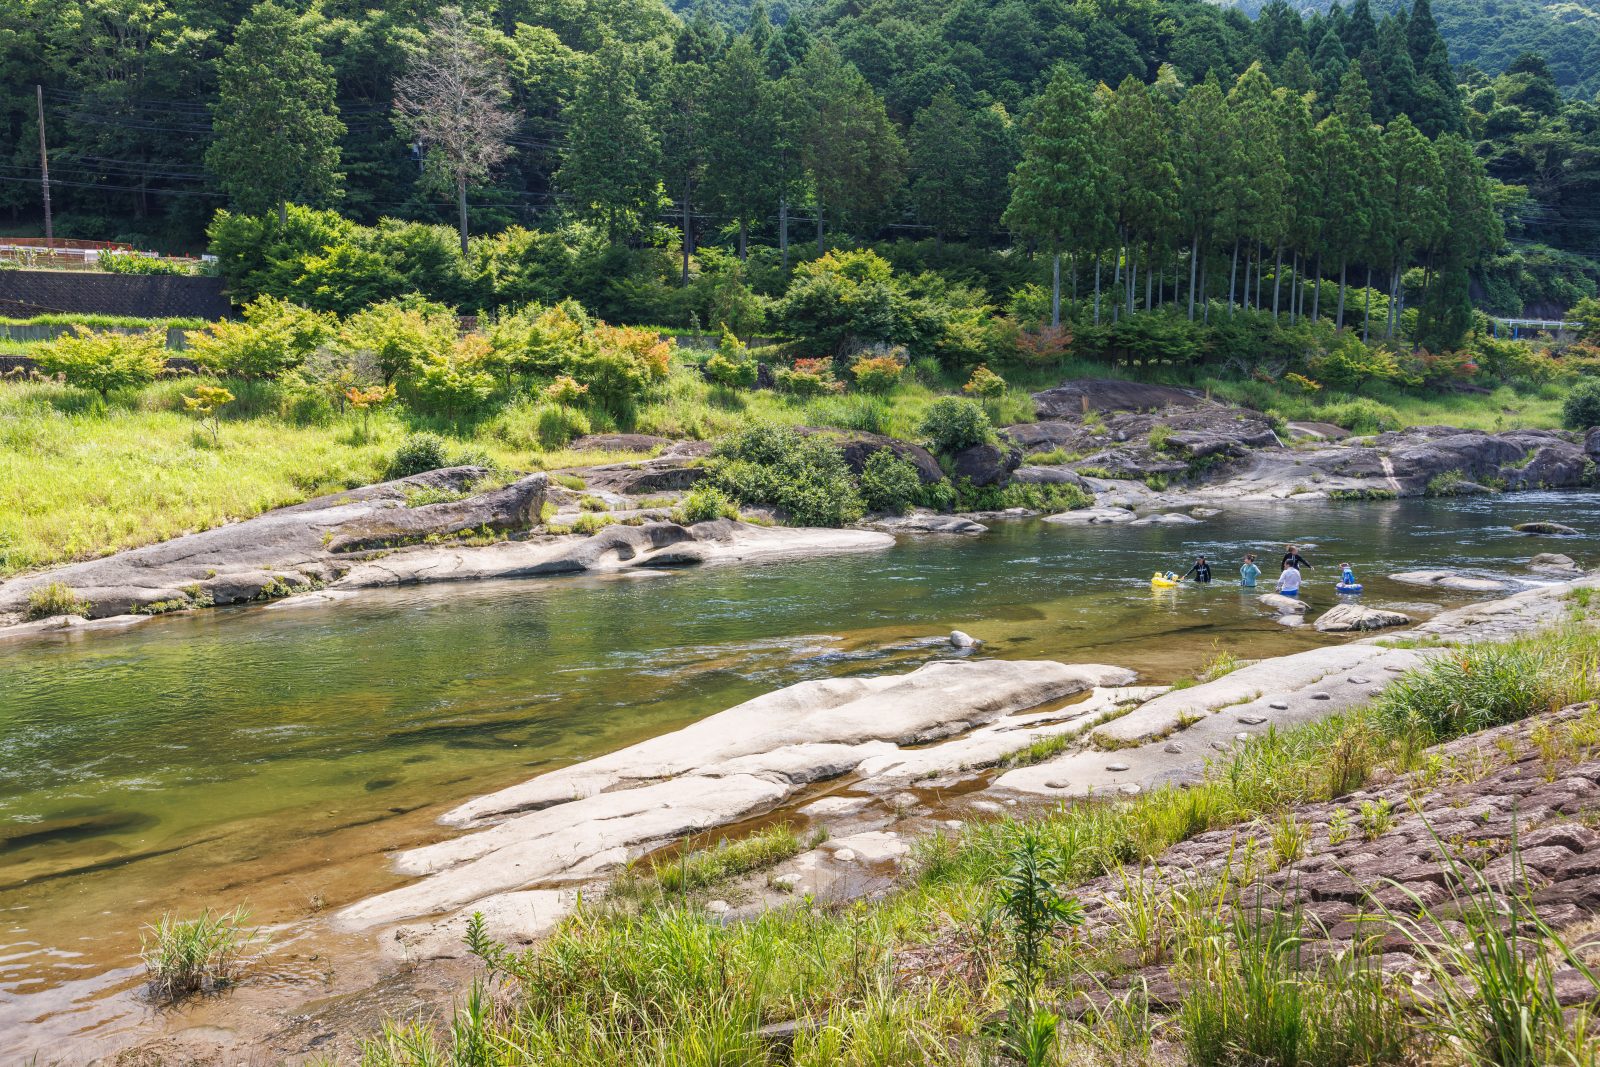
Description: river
xmin=3 ymin=491 xmax=1597 ymax=1054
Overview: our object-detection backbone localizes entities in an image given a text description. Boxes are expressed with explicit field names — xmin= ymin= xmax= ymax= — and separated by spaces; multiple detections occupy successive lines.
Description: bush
xmin=775 ymin=357 xmax=839 ymax=398
xmin=679 ymin=485 xmax=738 ymax=524
xmin=388 ymin=433 xmax=451 ymax=478
xmin=918 ymin=396 xmax=993 ymax=455
xmin=336 ymin=300 xmax=456 ymax=385
xmin=962 ymin=364 xmax=1006 ymax=398
xmin=401 ymin=335 xmax=497 ymax=419
xmin=25 ymin=580 xmax=91 ymax=620
xmin=100 ymin=253 xmax=192 ymax=276
xmin=1562 ymin=378 xmax=1600 ymax=430
xmin=544 ymin=375 xmax=589 ymax=405
xmin=708 ymin=425 xmax=863 ymax=527
xmin=858 ymin=450 xmax=923 ymax=514
xmin=850 ymin=352 xmax=905 ymax=394
xmin=1318 ymin=398 xmax=1404 ymax=435
xmin=34 ymin=326 xmax=166 ymax=397
xmin=704 ymin=352 xmax=758 ymax=389
xmin=185 ymin=296 xmax=334 ymax=380
xmin=536 ymin=404 xmax=591 ymax=448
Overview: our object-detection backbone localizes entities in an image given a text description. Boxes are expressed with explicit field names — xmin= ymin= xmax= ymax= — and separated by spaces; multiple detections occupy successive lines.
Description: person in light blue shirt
xmin=1239 ymin=554 xmax=1261 ymax=588
xmin=1340 ymin=562 xmax=1357 ymax=586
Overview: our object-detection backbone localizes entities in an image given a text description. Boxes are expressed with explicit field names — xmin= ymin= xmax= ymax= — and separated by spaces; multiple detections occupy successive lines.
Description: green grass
xmin=0 ymin=312 xmax=206 ymax=330
xmin=0 ymin=378 xmax=652 ymax=577
xmin=139 ymin=906 xmax=264 ymax=999
xmin=24 ymin=579 xmax=89 ymax=619
xmin=652 ymin=825 xmax=806 ymax=895
xmin=1208 ymin=376 xmax=1565 ymax=433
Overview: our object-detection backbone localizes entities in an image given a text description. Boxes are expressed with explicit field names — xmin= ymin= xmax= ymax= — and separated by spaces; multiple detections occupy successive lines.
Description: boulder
xmin=949 ymin=630 xmax=980 ymax=648
xmin=869 ymin=512 xmax=987 ymax=535
xmin=1259 ymin=593 xmax=1309 ymax=615
xmin=828 ymin=432 xmax=944 ymax=485
xmin=326 ymin=475 xmax=548 ymax=552
xmin=1011 ymin=466 xmax=1087 ymax=488
xmin=581 ymin=459 xmax=705 ymax=495
xmin=1043 ymin=507 xmax=1137 ymax=526
xmin=567 ymin=433 xmax=672 ymax=453
xmin=1129 ymin=513 xmax=1202 ymax=527
xmin=1389 ymin=570 xmax=1511 ymax=593
xmin=1314 ymin=604 xmax=1410 ymax=632
xmin=1528 ymin=553 xmax=1582 ymax=577
xmin=1032 ymin=379 xmax=1206 ymax=417
xmin=1513 ymin=521 xmax=1579 ymax=536
xmin=949 ymin=441 xmax=1022 ymax=487
xmin=1587 ymin=427 xmax=1600 ymax=461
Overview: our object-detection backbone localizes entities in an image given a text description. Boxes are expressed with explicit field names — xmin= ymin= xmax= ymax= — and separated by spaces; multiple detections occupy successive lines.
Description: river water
xmin=3 ymin=491 xmax=1598 ymax=1053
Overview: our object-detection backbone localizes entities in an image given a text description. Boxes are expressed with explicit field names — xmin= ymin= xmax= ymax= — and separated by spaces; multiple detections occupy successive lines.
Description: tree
xmin=1377 ymin=114 xmax=1444 ymax=337
xmin=661 ymin=58 xmax=707 ymax=284
xmin=1319 ymin=66 xmax=1379 ymax=328
xmin=394 ymin=8 xmax=518 ymax=255
xmin=1225 ymin=64 xmax=1286 ymax=314
xmin=791 ymin=40 xmax=905 ymax=250
xmin=1417 ymin=134 xmax=1502 ymax=349
xmin=1175 ymin=74 xmax=1235 ymax=320
xmin=700 ymin=38 xmax=779 ymax=260
xmin=1102 ymin=76 xmax=1179 ymax=316
xmin=557 ymin=43 xmax=663 ymax=241
xmin=907 ymin=87 xmax=982 ymax=243
xmin=1002 ymin=66 xmax=1108 ymax=328
xmin=207 ymin=0 xmax=343 ymax=224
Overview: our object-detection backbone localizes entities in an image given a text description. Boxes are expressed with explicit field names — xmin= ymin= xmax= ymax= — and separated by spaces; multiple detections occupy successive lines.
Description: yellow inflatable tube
xmin=1150 ymin=572 xmax=1180 ymax=588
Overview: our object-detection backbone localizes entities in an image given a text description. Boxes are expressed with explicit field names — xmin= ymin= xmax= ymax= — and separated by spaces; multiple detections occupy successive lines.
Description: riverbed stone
xmin=1389 ymin=570 xmax=1511 ymax=593
xmin=1043 ymin=507 xmax=1137 ymax=525
xmin=949 ymin=630 xmax=980 ymax=648
xmin=1513 ymin=521 xmax=1579 ymax=536
xmin=1529 ymin=553 xmax=1582 ymax=577
xmin=948 ymin=442 xmax=1022 ymax=487
xmin=1314 ymin=604 xmax=1410 ymax=633
xmin=1260 ymin=593 xmax=1309 ymax=614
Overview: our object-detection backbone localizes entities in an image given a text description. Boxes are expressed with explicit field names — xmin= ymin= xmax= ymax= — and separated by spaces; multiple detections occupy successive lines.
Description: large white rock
xmin=1259 ymin=593 xmax=1309 ymax=614
xmin=1314 ymin=603 xmax=1410 ymax=632
xmin=1390 ymin=570 xmax=1510 ymax=593
xmin=335 ymin=658 xmax=1133 ymax=931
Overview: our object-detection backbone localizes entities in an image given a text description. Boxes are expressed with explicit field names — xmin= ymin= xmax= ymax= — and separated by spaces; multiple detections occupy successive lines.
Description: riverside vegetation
xmin=334 ymin=624 xmax=1600 ymax=1066
xmin=5 ymin=247 xmax=1597 ymax=577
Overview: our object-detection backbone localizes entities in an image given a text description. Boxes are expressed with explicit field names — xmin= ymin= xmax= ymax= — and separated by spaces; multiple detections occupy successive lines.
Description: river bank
xmin=81 ymin=569 xmax=1600 ymax=1065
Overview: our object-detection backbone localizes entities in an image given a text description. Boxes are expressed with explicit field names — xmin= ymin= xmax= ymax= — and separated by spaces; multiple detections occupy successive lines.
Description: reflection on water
xmin=1 ymin=492 xmax=1597 ymax=1050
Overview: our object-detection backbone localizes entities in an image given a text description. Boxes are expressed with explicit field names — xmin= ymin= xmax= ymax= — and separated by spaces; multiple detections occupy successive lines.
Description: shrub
xmin=1562 ymin=378 xmax=1600 ymax=430
xmin=185 ymin=296 xmax=335 ymax=380
xmin=183 ymin=384 xmax=234 ymax=447
xmin=919 ymin=397 xmax=993 ymax=455
xmin=858 ymin=450 xmax=923 ymax=514
xmin=25 ymin=581 xmax=91 ymax=620
xmin=34 ymin=326 xmax=166 ymax=397
xmin=679 ymin=485 xmax=738 ymax=524
xmin=334 ymin=300 xmax=456 ymax=386
xmin=543 ymin=375 xmax=588 ymax=405
xmin=704 ymin=351 xmax=758 ymax=389
xmin=101 ymin=252 xmax=193 ymax=276
xmin=775 ymin=357 xmax=839 ymax=397
xmin=140 ymin=907 xmax=263 ymax=998
xmin=401 ymin=335 xmax=496 ymax=419
xmin=536 ymin=404 xmax=591 ymax=449
xmin=388 ymin=432 xmax=451 ymax=478
xmin=1146 ymin=424 xmax=1174 ymax=452
xmin=709 ymin=425 xmax=863 ymax=527
xmin=962 ymin=364 xmax=1006 ymax=398
xmin=849 ymin=352 xmax=905 ymax=394
xmin=1318 ymin=398 xmax=1403 ymax=435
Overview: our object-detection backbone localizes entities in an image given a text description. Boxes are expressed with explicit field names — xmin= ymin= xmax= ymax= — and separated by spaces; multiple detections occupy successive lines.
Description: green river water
xmin=3 ymin=491 xmax=1598 ymax=1053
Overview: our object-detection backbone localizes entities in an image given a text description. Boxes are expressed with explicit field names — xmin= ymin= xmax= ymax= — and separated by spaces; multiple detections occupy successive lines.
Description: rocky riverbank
xmin=325 ymin=572 xmax=1598 ymax=968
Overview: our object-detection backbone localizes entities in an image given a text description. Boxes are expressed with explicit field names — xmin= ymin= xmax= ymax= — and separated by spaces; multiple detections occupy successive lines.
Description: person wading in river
xmin=1281 ymin=543 xmax=1312 ymax=573
xmin=1182 ymin=556 xmax=1213 ymax=583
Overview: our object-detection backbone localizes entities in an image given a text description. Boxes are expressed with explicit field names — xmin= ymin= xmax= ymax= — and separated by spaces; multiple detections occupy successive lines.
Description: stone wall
xmin=0 ymin=270 xmax=232 ymax=320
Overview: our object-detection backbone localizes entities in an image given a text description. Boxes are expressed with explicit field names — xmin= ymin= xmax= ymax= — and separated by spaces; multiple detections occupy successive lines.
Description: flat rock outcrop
xmin=1529 ymin=552 xmax=1582 ymax=577
xmin=335 ymin=658 xmax=1137 ymax=932
xmin=0 ymin=467 xmax=546 ymax=622
xmin=1390 ymin=569 xmax=1511 ymax=592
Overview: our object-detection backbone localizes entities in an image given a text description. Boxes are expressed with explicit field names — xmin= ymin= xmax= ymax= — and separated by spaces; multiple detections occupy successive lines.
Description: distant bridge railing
xmin=1490 ymin=317 xmax=1584 ymax=339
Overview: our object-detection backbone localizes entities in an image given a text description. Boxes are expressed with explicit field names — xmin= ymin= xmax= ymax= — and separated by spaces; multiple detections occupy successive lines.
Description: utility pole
xmin=36 ymin=85 xmax=52 ymax=240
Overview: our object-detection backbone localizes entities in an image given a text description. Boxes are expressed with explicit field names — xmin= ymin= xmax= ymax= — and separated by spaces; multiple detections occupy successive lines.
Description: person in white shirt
xmin=1277 ymin=564 xmax=1302 ymax=596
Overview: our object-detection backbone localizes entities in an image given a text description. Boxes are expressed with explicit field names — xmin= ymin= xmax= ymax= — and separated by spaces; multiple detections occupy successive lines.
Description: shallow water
xmin=2 ymin=492 xmax=1598 ymax=1052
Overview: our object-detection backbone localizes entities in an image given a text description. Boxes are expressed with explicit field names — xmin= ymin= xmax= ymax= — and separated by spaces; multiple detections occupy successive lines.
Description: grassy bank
xmin=344 ymin=624 xmax=1600 ymax=1066
xmin=1 ymin=342 xmax=1574 ymax=577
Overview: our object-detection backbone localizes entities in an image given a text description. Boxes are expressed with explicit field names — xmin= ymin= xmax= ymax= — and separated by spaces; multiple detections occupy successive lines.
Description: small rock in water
xmin=1268 ymin=700 xmax=1289 ymax=710
xmin=1106 ymin=762 xmax=1130 ymax=772
xmin=1163 ymin=741 xmax=1186 ymax=754
xmin=968 ymin=799 xmax=1003 ymax=814
xmin=1238 ymin=715 xmax=1267 ymax=726
xmin=948 ymin=630 xmax=980 ymax=648
xmin=1348 ymin=677 xmax=1370 ymax=684
xmin=771 ymin=873 xmax=802 ymax=888
xmin=1513 ymin=521 xmax=1578 ymax=536
xmin=1310 ymin=692 xmax=1331 ymax=701
xmin=832 ymin=848 xmax=858 ymax=863
xmin=1045 ymin=779 xmax=1071 ymax=790
xmin=1276 ymin=615 xmax=1305 ymax=628
xmin=1118 ymin=783 xmax=1142 ymax=796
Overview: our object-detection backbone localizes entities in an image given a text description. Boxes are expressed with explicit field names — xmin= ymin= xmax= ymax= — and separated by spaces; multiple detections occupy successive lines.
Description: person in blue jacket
xmin=1239 ymin=554 xmax=1261 ymax=588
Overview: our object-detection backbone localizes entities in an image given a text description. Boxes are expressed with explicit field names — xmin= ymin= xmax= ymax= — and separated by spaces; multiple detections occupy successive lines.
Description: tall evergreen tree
xmin=1341 ymin=0 xmax=1378 ymax=61
xmin=1175 ymin=73 xmax=1235 ymax=320
xmin=207 ymin=0 xmax=344 ymax=224
xmin=907 ymin=87 xmax=982 ymax=244
xmin=1418 ymin=133 xmax=1501 ymax=349
xmin=701 ymin=38 xmax=780 ymax=260
xmin=557 ymin=44 xmax=662 ymax=241
xmin=1103 ymin=76 xmax=1179 ymax=315
xmin=1002 ymin=66 xmax=1108 ymax=328
xmin=1377 ymin=114 xmax=1445 ymax=337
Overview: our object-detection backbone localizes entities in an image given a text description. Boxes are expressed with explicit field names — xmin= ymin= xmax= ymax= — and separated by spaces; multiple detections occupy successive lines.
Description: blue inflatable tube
xmin=1335 ymin=582 xmax=1363 ymax=594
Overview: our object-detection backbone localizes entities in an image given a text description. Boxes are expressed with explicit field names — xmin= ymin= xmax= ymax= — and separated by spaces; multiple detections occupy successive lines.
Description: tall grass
xmin=139 ymin=906 xmax=264 ymax=998
xmin=653 ymin=825 xmax=805 ymax=894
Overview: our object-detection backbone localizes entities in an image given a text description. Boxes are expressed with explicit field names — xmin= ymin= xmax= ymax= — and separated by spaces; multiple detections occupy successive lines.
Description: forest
xmin=0 ymin=0 xmax=1596 ymax=328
